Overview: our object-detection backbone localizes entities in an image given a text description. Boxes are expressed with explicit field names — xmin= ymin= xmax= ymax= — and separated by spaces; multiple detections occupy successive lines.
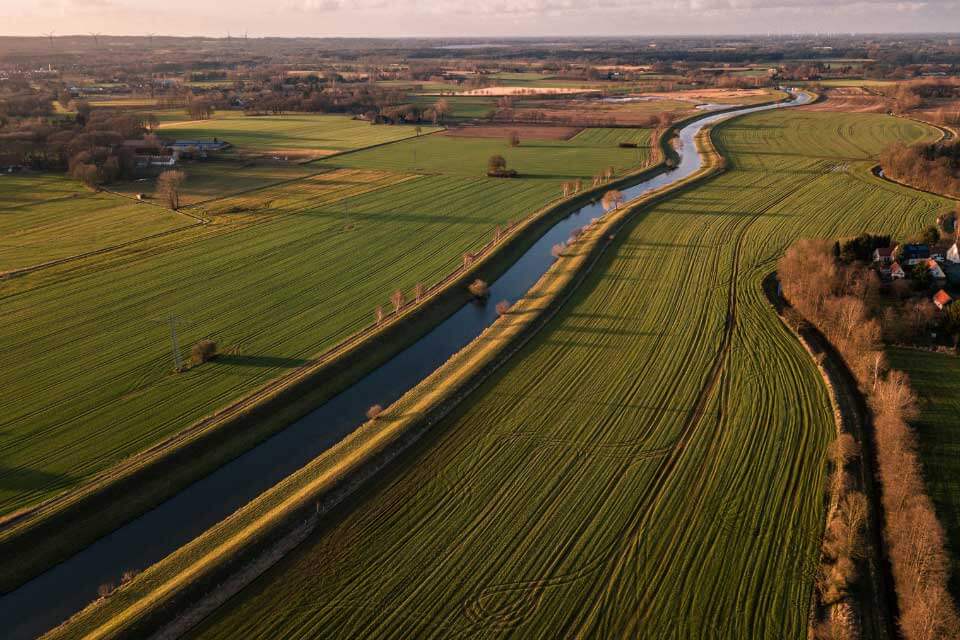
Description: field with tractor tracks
xmin=188 ymin=110 xmax=945 ymax=640
xmin=0 ymin=173 xmax=194 ymax=273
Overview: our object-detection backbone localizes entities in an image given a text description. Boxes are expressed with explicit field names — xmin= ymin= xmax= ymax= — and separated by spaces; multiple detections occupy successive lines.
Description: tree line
xmin=880 ymin=140 xmax=960 ymax=198
xmin=779 ymin=238 xmax=960 ymax=640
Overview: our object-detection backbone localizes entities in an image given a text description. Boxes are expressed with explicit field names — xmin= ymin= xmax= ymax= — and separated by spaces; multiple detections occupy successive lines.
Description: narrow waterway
xmin=1 ymin=90 xmax=811 ymax=640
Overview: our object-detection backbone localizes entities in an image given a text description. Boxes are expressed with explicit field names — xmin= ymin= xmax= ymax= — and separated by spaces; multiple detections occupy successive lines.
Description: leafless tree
xmin=391 ymin=289 xmax=404 ymax=312
xmin=156 ymin=169 xmax=186 ymax=210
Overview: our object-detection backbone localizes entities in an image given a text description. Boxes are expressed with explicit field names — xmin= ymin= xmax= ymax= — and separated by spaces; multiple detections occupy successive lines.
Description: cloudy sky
xmin=2 ymin=0 xmax=959 ymax=37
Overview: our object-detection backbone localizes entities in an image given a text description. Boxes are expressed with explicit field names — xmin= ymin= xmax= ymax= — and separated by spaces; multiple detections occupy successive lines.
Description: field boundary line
xmin=41 ymin=121 xmax=728 ymax=640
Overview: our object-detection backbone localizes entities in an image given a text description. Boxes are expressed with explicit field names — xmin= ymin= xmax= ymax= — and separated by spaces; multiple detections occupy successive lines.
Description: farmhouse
xmin=122 ymin=140 xmax=178 ymax=168
xmin=169 ymin=139 xmax=232 ymax=153
xmin=873 ymin=246 xmax=894 ymax=264
xmin=901 ymin=244 xmax=930 ymax=265
xmin=934 ymin=289 xmax=953 ymax=310
xmin=931 ymin=244 xmax=951 ymax=262
xmin=927 ymin=259 xmax=947 ymax=280
xmin=890 ymin=261 xmax=906 ymax=279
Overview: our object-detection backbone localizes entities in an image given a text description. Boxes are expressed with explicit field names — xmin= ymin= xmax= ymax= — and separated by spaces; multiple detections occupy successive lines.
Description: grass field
xmin=0 ymin=121 xmax=656 ymax=516
xmin=327 ymin=127 xmax=652 ymax=179
xmin=0 ymin=174 xmax=194 ymax=272
xmin=110 ymin=161 xmax=320 ymax=206
xmin=187 ymin=113 xmax=946 ymax=639
xmin=886 ymin=347 xmax=960 ymax=598
xmin=157 ymin=112 xmax=439 ymax=156
xmin=409 ymin=95 xmax=498 ymax=121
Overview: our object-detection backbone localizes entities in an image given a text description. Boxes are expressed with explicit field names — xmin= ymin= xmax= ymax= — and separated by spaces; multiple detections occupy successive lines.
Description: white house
xmin=873 ymin=247 xmax=894 ymax=264
xmin=890 ymin=262 xmax=906 ymax=279
xmin=928 ymin=259 xmax=947 ymax=280
xmin=947 ymin=242 xmax=960 ymax=264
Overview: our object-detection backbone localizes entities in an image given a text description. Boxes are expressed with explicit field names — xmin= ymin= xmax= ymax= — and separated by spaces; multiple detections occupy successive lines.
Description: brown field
xmin=440 ymin=124 xmax=580 ymax=139
xmin=645 ymin=87 xmax=771 ymax=102
xmin=801 ymin=87 xmax=890 ymax=113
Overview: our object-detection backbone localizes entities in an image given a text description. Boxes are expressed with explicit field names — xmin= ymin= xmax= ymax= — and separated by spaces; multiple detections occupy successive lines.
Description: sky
xmin=2 ymin=0 xmax=959 ymax=38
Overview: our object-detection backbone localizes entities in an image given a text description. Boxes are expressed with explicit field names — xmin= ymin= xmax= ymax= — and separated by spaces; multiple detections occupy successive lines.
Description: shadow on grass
xmin=214 ymin=354 xmax=310 ymax=368
xmin=0 ymin=465 xmax=74 ymax=493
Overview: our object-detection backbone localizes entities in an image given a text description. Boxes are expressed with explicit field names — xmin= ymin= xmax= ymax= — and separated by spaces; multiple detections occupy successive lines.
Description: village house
xmin=873 ymin=246 xmax=894 ymax=264
xmin=927 ymin=258 xmax=947 ymax=280
xmin=890 ymin=261 xmax=906 ymax=279
xmin=122 ymin=140 xmax=177 ymax=169
xmin=931 ymin=243 xmax=951 ymax=262
xmin=168 ymin=139 xmax=232 ymax=155
xmin=947 ymin=242 xmax=960 ymax=264
xmin=934 ymin=289 xmax=953 ymax=310
xmin=901 ymin=244 xmax=930 ymax=265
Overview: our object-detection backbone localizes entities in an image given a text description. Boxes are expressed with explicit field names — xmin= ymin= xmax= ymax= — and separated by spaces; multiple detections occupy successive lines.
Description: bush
xmin=366 ymin=404 xmax=383 ymax=420
xmin=468 ymin=279 xmax=490 ymax=299
xmin=190 ymin=339 xmax=218 ymax=366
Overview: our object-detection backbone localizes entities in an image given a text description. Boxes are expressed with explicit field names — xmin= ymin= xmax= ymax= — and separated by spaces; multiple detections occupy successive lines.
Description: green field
xmin=887 ymin=347 xmax=960 ymax=597
xmin=157 ymin=112 xmax=440 ymax=155
xmin=110 ymin=161 xmax=320 ymax=206
xmin=0 ymin=122 xmax=655 ymax=515
xmin=409 ymin=95 xmax=498 ymax=121
xmin=327 ymin=127 xmax=651 ymax=179
xmin=0 ymin=174 xmax=194 ymax=272
xmin=189 ymin=113 xmax=945 ymax=638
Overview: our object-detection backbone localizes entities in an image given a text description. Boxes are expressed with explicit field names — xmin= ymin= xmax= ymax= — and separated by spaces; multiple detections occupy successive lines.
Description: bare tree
xmin=156 ymin=169 xmax=186 ymax=210
xmin=601 ymin=189 xmax=624 ymax=212
xmin=391 ymin=289 xmax=404 ymax=313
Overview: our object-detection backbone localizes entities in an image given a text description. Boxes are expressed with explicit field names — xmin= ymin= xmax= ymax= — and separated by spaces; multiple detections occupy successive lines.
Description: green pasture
xmin=327 ymin=127 xmax=652 ymax=180
xmin=157 ymin=112 xmax=439 ymax=154
xmin=0 ymin=174 xmax=193 ymax=272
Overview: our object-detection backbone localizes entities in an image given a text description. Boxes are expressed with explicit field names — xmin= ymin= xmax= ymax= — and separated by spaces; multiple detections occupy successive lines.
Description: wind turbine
xmin=43 ymin=31 xmax=55 ymax=50
xmin=89 ymin=32 xmax=101 ymax=48
xmin=146 ymin=32 xmax=155 ymax=48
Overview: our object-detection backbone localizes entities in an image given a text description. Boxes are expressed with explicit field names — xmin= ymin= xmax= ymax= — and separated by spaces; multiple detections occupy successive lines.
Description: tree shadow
xmin=0 ymin=464 xmax=74 ymax=492
xmin=214 ymin=354 xmax=310 ymax=368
